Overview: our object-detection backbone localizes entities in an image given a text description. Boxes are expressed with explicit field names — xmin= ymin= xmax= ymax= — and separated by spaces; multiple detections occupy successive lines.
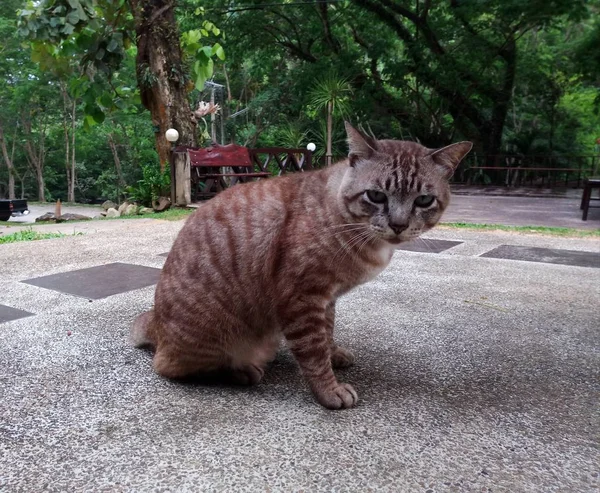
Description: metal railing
xmin=454 ymin=154 xmax=599 ymax=187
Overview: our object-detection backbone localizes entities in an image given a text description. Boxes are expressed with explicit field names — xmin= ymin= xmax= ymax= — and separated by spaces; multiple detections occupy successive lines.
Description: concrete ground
xmin=0 ymin=216 xmax=598 ymax=492
xmin=3 ymin=203 xmax=103 ymax=224
xmin=2 ymin=188 xmax=600 ymax=232
xmin=443 ymin=194 xmax=599 ymax=229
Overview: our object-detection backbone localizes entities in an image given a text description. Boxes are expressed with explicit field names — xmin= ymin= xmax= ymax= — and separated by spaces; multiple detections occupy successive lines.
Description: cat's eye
xmin=365 ymin=190 xmax=387 ymax=204
xmin=414 ymin=195 xmax=435 ymax=208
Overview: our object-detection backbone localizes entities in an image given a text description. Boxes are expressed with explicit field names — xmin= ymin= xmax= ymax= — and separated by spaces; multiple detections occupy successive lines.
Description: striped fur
xmin=132 ymin=123 xmax=471 ymax=409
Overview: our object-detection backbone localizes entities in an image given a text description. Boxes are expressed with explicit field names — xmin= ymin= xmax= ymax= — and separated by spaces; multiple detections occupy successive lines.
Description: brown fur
xmin=131 ymin=123 xmax=471 ymax=409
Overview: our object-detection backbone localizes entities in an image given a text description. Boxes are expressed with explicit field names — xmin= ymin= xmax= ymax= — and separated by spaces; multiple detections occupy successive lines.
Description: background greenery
xmin=1 ymin=0 xmax=598 ymax=203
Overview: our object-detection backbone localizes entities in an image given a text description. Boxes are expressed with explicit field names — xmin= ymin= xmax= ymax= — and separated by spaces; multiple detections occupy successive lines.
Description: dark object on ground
xmin=152 ymin=196 xmax=171 ymax=212
xmin=580 ymin=177 xmax=600 ymax=221
xmin=0 ymin=199 xmax=29 ymax=222
xmin=56 ymin=213 xmax=92 ymax=223
xmin=36 ymin=213 xmax=56 ymax=223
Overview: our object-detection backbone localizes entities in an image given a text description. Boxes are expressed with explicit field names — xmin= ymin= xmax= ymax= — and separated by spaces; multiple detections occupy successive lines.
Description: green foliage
xmin=180 ymin=18 xmax=225 ymax=90
xmin=308 ymin=73 xmax=353 ymax=118
xmin=276 ymin=124 xmax=308 ymax=149
xmin=441 ymin=223 xmax=600 ymax=238
xmin=0 ymin=228 xmax=69 ymax=244
xmin=17 ymin=0 xmax=136 ymax=127
xmin=2 ymin=0 xmax=599 ymax=200
xmin=125 ymin=162 xmax=170 ymax=207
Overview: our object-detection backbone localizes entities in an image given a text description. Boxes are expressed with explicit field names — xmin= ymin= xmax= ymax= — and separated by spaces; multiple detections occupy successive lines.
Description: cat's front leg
xmin=325 ymin=301 xmax=355 ymax=369
xmin=283 ymin=304 xmax=358 ymax=410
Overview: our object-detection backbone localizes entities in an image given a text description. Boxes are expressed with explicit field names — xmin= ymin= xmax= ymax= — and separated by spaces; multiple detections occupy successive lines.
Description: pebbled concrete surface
xmin=0 ymin=219 xmax=599 ymax=492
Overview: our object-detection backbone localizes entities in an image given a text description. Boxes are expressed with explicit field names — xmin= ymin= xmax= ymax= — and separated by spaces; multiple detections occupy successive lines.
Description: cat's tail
xmin=130 ymin=309 xmax=156 ymax=349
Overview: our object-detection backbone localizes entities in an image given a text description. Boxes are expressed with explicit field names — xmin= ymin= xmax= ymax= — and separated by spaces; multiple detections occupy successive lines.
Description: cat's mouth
xmin=386 ymin=237 xmax=406 ymax=245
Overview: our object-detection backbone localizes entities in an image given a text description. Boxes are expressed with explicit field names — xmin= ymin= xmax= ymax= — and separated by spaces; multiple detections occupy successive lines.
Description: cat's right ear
xmin=345 ymin=121 xmax=377 ymax=167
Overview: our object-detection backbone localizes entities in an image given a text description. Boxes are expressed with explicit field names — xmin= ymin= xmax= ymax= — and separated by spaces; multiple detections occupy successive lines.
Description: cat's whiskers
xmin=355 ymin=230 xmax=377 ymax=264
xmin=322 ymin=222 xmax=368 ymax=235
xmin=331 ymin=229 xmax=373 ymax=265
xmin=418 ymin=236 xmax=436 ymax=253
xmin=321 ymin=223 xmax=369 ymax=241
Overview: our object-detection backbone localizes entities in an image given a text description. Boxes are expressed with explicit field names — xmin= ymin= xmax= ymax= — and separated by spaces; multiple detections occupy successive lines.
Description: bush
xmin=125 ymin=163 xmax=170 ymax=207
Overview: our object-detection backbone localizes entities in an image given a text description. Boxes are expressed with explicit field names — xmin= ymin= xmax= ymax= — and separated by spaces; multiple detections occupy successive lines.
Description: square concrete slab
xmin=21 ymin=262 xmax=162 ymax=299
xmin=0 ymin=304 xmax=34 ymax=324
xmin=481 ymin=245 xmax=600 ymax=269
xmin=396 ymin=239 xmax=462 ymax=253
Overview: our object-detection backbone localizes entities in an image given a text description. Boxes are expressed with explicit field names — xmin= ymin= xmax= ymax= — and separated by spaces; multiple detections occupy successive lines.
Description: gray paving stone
xmin=397 ymin=239 xmax=463 ymax=253
xmin=0 ymin=304 xmax=34 ymax=324
xmin=21 ymin=262 xmax=162 ymax=299
xmin=481 ymin=245 xmax=600 ymax=269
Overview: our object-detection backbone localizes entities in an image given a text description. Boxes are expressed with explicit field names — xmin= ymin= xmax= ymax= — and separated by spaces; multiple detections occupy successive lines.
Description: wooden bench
xmin=580 ymin=177 xmax=600 ymax=221
xmin=188 ymin=144 xmax=271 ymax=199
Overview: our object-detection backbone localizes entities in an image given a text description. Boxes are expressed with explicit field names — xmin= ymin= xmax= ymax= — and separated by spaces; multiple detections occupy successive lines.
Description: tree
xmin=18 ymin=0 xmax=223 ymax=169
xmin=201 ymin=0 xmax=593 ymax=159
xmin=309 ymin=73 xmax=352 ymax=166
xmin=350 ymin=0 xmax=589 ymax=156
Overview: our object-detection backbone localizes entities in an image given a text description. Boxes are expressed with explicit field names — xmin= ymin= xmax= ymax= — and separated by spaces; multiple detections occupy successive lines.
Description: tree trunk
xmin=70 ymin=97 xmax=76 ymax=202
xmin=61 ymin=86 xmax=72 ymax=202
xmin=107 ymin=132 xmax=126 ymax=193
xmin=130 ymin=0 xmax=197 ymax=170
xmin=19 ymin=174 xmax=27 ymax=199
xmin=0 ymin=124 xmax=16 ymax=199
xmin=326 ymin=101 xmax=333 ymax=166
xmin=22 ymin=114 xmax=47 ymax=202
xmin=36 ymin=170 xmax=45 ymax=203
xmin=352 ymin=0 xmax=519 ymax=156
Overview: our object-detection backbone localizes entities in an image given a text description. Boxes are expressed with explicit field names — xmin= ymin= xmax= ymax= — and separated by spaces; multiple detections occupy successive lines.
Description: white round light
xmin=165 ymin=128 xmax=179 ymax=143
xmin=306 ymin=142 xmax=316 ymax=152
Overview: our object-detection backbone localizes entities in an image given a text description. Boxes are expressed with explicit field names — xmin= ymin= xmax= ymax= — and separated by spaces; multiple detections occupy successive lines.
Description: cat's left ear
xmin=429 ymin=142 xmax=473 ymax=177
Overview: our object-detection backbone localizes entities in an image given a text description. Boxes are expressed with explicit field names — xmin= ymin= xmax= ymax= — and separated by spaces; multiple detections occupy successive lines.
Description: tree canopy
xmin=0 ymin=0 xmax=598 ymax=202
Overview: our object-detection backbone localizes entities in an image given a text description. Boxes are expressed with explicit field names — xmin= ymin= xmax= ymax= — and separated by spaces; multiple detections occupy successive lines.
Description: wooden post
xmin=210 ymin=88 xmax=217 ymax=143
xmin=174 ymin=150 xmax=191 ymax=206
xmin=169 ymin=145 xmax=176 ymax=205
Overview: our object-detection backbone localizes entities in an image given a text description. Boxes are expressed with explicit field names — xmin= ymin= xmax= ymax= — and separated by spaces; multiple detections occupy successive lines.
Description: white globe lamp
xmin=306 ymin=142 xmax=316 ymax=152
xmin=165 ymin=128 xmax=179 ymax=143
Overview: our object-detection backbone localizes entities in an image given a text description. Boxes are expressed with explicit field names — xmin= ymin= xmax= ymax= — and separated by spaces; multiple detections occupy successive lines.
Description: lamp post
xmin=306 ymin=142 xmax=316 ymax=169
xmin=166 ymin=128 xmax=179 ymax=205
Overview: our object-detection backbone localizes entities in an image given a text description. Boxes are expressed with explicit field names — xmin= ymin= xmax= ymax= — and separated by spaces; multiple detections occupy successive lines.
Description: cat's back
xmin=163 ymin=170 xmax=326 ymax=290
xmin=186 ymin=170 xmax=307 ymax=236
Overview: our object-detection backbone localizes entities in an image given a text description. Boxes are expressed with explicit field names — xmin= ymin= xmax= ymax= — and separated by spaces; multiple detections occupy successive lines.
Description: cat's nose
xmin=389 ymin=222 xmax=409 ymax=235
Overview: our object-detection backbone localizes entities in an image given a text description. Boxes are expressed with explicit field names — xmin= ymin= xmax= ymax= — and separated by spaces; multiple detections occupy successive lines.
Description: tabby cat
xmin=131 ymin=122 xmax=472 ymax=409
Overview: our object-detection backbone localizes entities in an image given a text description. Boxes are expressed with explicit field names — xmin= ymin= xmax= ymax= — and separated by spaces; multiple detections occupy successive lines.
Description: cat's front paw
xmin=313 ymin=382 xmax=358 ymax=410
xmin=229 ymin=364 xmax=264 ymax=385
xmin=331 ymin=346 xmax=355 ymax=368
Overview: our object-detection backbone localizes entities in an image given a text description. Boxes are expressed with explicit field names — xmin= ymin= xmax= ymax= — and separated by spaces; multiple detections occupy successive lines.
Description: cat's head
xmin=338 ymin=122 xmax=472 ymax=244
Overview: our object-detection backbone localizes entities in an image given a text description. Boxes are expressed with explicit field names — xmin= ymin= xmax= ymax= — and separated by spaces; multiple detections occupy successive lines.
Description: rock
xmin=124 ymin=204 xmax=138 ymax=216
xmin=139 ymin=207 xmax=154 ymax=215
xmin=56 ymin=213 xmax=92 ymax=223
xmin=92 ymin=215 xmax=103 ymax=220
xmin=102 ymin=200 xmax=116 ymax=211
xmin=35 ymin=212 xmax=56 ymax=223
xmin=106 ymin=208 xmax=120 ymax=218
xmin=118 ymin=201 xmax=130 ymax=214
xmin=152 ymin=196 xmax=171 ymax=212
